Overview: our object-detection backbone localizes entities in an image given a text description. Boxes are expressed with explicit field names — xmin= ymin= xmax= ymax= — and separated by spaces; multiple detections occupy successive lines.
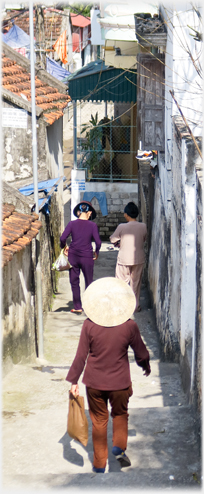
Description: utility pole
xmin=29 ymin=2 xmax=44 ymax=359
xmin=35 ymin=5 xmax=46 ymax=69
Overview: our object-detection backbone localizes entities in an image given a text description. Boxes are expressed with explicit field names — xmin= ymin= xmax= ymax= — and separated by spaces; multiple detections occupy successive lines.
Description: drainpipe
xmin=29 ymin=2 xmax=44 ymax=358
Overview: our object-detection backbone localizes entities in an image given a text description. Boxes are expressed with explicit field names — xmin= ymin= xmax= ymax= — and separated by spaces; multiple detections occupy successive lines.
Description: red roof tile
xmin=2 ymin=53 xmax=71 ymax=124
xmin=2 ymin=8 xmax=63 ymax=43
xmin=2 ymin=203 xmax=43 ymax=267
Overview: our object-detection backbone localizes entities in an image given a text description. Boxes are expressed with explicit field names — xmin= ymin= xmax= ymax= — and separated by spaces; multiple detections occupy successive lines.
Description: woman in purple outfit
xmin=60 ymin=201 xmax=101 ymax=313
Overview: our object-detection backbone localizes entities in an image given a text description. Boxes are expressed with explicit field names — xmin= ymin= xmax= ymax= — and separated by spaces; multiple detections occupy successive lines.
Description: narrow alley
xmin=2 ymin=243 xmax=201 ymax=491
xmin=2 ymin=2 xmax=202 ymax=491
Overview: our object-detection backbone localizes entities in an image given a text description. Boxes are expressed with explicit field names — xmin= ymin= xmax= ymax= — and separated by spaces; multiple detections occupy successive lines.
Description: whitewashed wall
xmin=161 ymin=2 xmax=203 ymax=138
xmin=148 ymin=117 xmax=202 ymax=405
xmin=160 ymin=2 xmax=203 ymax=220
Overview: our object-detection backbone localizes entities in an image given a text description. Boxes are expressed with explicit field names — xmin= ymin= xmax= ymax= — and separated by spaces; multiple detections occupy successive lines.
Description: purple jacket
xmin=60 ymin=219 xmax=101 ymax=258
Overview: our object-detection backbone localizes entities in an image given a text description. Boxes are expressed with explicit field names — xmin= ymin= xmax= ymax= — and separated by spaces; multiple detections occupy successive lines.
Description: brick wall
xmin=80 ymin=183 xmax=138 ymax=240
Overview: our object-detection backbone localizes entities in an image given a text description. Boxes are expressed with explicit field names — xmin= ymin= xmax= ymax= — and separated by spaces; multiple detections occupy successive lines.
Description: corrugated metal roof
xmin=2 ymin=203 xmax=42 ymax=267
xmin=67 ymin=59 xmax=137 ymax=103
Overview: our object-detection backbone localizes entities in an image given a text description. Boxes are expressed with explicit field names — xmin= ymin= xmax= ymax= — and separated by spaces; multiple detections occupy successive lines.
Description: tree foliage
xmin=68 ymin=3 xmax=94 ymax=17
xmin=80 ymin=113 xmax=103 ymax=172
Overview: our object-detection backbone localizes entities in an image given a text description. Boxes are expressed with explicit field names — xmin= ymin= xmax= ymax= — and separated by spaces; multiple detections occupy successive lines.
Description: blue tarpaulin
xmin=2 ymin=24 xmax=31 ymax=49
xmin=19 ymin=178 xmax=60 ymax=196
xmin=19 ymin=177 xmax=64 ymax=214
xmin=46 ymin=57 xmax=70 ymax=81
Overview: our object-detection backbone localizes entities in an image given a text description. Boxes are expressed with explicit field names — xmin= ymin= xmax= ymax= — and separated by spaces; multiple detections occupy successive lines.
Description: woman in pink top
xmin=110 ymin=202 xmax=147 ymax=312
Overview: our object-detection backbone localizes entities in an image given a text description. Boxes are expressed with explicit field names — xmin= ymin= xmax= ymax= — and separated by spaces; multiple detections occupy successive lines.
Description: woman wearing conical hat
xmin=60 ymin=201 xmax=101 ymax=313
xmin=66 ymin=277 xmax=151 ymax=473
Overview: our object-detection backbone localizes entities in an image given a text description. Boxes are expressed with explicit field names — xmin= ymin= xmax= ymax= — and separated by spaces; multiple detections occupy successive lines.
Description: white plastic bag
xmin=52 ymin=249 xmax=72 ymax=271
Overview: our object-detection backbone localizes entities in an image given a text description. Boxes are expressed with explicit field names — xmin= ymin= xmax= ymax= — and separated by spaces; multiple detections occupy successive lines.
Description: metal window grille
xmin=77 ymin=102 xmax=138 ymax=183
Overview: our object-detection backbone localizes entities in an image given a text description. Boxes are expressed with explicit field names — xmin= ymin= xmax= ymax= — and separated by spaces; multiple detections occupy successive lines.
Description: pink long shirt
xmin=110 ymin=221 xmax=147 ymax=265
xmin=66 ymin=318 xmax=150 ymax=390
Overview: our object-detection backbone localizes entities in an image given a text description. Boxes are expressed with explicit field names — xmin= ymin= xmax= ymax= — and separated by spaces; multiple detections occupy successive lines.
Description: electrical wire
xmin=3 ymin=3 xmax=202 ymax=91
xmin=3 ymin=4 xmax=202 ymax=122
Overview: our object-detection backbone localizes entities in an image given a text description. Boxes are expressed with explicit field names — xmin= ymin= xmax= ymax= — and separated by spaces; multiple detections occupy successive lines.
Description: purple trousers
xmin=68 ymin=252 xmax=94 ymax=310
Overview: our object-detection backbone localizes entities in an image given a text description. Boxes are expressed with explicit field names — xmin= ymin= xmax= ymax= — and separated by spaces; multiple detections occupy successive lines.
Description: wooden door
xmin=137 ymin=53 xmax=165 ymax=151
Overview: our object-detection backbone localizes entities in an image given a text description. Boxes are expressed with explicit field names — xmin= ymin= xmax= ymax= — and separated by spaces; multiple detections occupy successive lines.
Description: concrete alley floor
xmin=2 ymin=243 xmax=202 ymax=492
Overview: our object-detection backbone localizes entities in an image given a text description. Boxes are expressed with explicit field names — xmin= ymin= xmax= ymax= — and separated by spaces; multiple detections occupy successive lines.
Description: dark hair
xmin=78 ymin=203 xmax=91 ymax=213
xmin=124 ymin=202 xmax=139 ymax=218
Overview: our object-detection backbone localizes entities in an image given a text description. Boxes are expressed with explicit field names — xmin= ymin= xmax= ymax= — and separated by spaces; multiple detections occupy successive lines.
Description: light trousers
xmin=86 ymin=385 xmax=133 ymax=469
xmin=115 ymin=262 xmax=144 ymax=309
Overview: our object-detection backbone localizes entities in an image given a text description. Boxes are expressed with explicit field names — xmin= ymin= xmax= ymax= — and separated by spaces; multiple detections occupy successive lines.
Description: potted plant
xmin=80 ymin=113 xmax=104 ymax=177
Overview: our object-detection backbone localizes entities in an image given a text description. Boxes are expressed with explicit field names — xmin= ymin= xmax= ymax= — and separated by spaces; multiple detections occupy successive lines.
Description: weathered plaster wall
xmin=2 ymin=243 xmax=36 ymax=375
xmin=38 ymin=192 xmax=62 ymax=314
xmin=2 ymin=100 xmax=46 ymax=182
xmin=194 ymin=171 xmax=202 ymax=418
xmin=148 ymin=180 xmax=180 ymax=361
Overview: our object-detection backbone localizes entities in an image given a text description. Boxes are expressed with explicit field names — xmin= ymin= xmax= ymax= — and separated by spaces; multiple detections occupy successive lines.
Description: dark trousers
xmin=86 ymin=385 xmax=133 ymax=469
xmin=68 ymin=253 xmax=94 ymax=310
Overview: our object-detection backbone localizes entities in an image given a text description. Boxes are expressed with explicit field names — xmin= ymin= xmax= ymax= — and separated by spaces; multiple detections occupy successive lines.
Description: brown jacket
xmin=66 ymin=318 xmax=150 ymax=390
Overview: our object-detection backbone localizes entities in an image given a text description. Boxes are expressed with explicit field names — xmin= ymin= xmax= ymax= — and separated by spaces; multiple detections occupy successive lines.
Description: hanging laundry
xmin=53 ymin=30 xmax=68 ymax=65
xmin=83 ymin=191 xmax=108 ymax=216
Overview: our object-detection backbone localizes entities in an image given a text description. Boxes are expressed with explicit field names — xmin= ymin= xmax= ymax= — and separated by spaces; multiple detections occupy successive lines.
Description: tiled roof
xmin=2 ymin=53 xmax=71 ymax=124
xmin=2 ymin=8 xmax=63 ymax=43
xmin=2 ymin=203 xmax=43 ymax=267
xmin=70 ymin=13 xmax=91 ymax=28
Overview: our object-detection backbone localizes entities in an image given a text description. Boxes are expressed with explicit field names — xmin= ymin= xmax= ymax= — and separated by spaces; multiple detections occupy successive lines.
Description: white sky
xmin=3 ymin=2 xmax=159 ymax=15
xmin=105 ymin=1 xmax=159 ymax=16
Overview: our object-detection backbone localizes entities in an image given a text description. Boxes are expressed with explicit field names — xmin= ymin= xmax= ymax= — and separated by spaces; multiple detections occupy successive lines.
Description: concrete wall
xmin=80 ymin=181 xmax=138 ymax=240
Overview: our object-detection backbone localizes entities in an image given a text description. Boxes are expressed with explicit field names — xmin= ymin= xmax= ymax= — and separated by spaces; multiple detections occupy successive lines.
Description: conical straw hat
xmin=82 ymin=277 xmax=136 ymax=327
